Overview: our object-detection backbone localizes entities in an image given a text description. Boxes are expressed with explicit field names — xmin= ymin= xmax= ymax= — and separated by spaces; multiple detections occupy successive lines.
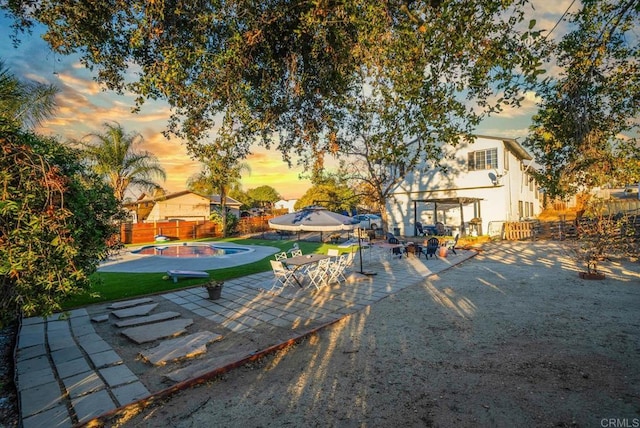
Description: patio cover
xmin=412 ymin=197 xmax=483 ymax=237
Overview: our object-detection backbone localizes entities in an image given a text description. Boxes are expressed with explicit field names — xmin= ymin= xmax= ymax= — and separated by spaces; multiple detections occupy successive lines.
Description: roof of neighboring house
xmin=124 ymin=190 xmax=242 ymax=206
xmin=475 ymin=135 xmax=532 ymax=161
xmin=209 ymin=194 xmax=242 ymax=206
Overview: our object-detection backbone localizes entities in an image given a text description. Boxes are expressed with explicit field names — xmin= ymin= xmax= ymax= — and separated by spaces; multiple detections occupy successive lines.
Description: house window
xmin=518 ymin=201 xmax=524 ymax=219
xmin=468 ymin=148 xmax=498 ymax=171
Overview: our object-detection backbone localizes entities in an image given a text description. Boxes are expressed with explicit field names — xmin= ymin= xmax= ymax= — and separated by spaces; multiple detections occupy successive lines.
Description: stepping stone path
xmin=111 ymin=298 xmax=225 ymax=366
xmin=120 ymin=318 xmax=194 ymax=344
xmin=114 ymin=311 xmax=181 ymax=328
xmin=108 ymin=298 xmax=154 ymax=309
xmin=111 ymin=303 xmax=159 ymax=319
xmin=140 ymin=331 xmax=223 ymax=366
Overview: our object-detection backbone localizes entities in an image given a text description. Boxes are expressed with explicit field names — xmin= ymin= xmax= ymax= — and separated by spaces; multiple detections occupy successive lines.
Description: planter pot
xmin=205 ymin=282 xmax=224 ymax=300
xmin=438 ymin=247 xmax=448 ymax=257
xmin=578 ymin=272 xmax=605 ymax=280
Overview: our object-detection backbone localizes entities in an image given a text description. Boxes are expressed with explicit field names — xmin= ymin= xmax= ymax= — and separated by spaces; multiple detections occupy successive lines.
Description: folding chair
xmin=327 ymin=248 xmax=339 ymax=259
xmin=274 ymin=252 xmax=288 ymax=261
xmin=307 ymin=258 xmax=332 ymax=290
xmin=328 ymin=254 xmax=350 ymax=283
xmin=290 ymin=249 xmax=303 ymax=257
xmin=269 ymin=260 xmax=296 ymax=291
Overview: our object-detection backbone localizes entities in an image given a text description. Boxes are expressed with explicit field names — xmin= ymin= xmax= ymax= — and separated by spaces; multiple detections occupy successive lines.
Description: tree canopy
xmin=4 ymin=0 xmax=547 ymax=165
xmin=525 ymin=0 xmax=640 ymax=199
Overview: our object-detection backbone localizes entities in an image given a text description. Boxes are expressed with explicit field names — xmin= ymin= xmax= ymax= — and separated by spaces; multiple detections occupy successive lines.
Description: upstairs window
xmin=468 ymin=148 xmax=498 ymax=171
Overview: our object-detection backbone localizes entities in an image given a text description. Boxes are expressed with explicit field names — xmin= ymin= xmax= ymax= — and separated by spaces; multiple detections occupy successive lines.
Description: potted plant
xmin=203 ymin=280 xmax=224 ymax=300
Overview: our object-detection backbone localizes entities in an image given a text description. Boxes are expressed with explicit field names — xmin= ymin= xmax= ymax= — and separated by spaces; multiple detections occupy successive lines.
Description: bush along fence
xmin=119 ymin=217 xmax=273 ymax=244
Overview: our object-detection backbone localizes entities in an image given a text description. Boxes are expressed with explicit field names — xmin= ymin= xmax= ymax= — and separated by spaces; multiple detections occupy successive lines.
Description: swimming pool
xmin=131 ymin=243 xmax=253 ymax=258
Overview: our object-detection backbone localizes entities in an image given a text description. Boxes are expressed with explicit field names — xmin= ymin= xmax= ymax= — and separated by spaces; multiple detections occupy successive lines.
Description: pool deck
xmin=16 ymin=245 xmax=476 ymax=427
xmin=97 ymin=243 xmax=281 ymax=273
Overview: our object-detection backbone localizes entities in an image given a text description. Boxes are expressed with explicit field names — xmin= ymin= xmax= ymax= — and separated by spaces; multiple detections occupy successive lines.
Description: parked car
xmin=353 ymin=214 xmax=382 ymax=229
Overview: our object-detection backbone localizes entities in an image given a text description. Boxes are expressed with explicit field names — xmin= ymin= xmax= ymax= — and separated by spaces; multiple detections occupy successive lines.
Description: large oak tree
xmin=4 ymin=1 xmax=547 ymax=167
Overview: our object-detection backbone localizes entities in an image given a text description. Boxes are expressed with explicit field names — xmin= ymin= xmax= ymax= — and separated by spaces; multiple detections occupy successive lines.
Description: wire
xmin=543 ymin=0 xmax=578 ymax=41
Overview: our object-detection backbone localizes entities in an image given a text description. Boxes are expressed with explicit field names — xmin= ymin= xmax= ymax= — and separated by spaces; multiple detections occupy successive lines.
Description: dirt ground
xmin=98 ymin=241 xmax=639 ymax=427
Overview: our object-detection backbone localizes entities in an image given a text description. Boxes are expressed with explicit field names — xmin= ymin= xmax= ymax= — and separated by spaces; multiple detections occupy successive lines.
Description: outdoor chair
xmin=387 ymin=237 xmax=403 ymax=257
xmin=415 ymin=222 xmax=427 ymax=237
xmin=274 ymin=251 xmax=288 ymax=261
xmin=307 ymin=258 xmax=332 ymax=290
xmin=290 ymin=249 xmax=303 ymax=257
xmin=423 ymin=237 xmax=440 ymax=258
xmin=327 ymin=248 xmax=339 ymax=259
xmin=327 ymin=253 xmax=349 ymax=284
xmin=435 ymin=222 xmax=446 ymax=235
xmin=445 ymin=234 xmax=459 ymax=255
xmin=269 ymin=260 xmax=296 ymax=291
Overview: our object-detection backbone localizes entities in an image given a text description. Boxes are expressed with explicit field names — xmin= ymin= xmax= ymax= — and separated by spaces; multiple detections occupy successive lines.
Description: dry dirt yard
xmin=103 ymin=241 xmax=639 ymax=428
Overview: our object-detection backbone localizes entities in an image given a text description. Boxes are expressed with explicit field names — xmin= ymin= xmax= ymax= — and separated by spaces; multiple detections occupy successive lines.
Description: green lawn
xmin=61 ymin=238 xmax=331 ymax=309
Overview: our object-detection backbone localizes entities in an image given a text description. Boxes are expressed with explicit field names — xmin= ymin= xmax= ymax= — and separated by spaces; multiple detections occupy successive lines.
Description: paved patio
xmin=15 ymin=246 xmax=476 ymax=427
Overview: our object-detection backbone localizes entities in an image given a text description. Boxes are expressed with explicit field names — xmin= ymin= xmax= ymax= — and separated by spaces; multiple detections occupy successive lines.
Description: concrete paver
xmin=15 ymin=246 xmax=475 ymax=426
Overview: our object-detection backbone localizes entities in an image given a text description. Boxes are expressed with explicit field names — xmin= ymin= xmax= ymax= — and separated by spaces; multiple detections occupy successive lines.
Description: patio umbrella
xmin=269 ymin=206 xmax=373 ymax=276
xmin=268 ymin=205 xmax=357 ymax=232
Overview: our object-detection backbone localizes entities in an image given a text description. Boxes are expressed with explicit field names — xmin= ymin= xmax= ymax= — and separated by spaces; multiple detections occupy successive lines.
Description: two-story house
xmin=386 ymin=135 xmax=540 ymax=237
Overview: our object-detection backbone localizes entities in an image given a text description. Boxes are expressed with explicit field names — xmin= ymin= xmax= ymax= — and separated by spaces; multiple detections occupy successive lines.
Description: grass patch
xmin=62 ymin=238 xmax=328 ymax=309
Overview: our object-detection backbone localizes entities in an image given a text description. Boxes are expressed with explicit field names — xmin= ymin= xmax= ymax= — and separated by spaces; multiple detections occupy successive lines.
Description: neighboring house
xmin=386 ymin=135 xmax=540 ymax=237
xmin=274 ymin=199 xmax=298 ymax=213
xmin=124 ymin=190 xmax=242 ymax=222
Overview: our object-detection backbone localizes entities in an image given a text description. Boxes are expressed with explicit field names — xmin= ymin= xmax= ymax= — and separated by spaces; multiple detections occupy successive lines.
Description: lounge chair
xmin=423 ymin=237 xmax=440 ymax=258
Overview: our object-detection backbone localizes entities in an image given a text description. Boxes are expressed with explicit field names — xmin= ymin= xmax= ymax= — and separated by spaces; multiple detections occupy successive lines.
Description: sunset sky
xmin=0 ymin=2 xmax=577 ymax=200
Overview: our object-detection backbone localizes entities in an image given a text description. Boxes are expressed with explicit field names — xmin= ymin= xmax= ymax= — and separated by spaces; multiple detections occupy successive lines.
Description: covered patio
xmin=412 ymin=197 xmax=483 ymax=237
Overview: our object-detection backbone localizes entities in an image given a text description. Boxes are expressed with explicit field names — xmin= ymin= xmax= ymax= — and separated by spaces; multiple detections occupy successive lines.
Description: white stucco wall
xmin=147 ymin=193 xmax=211 ymax=221
xmin=386 ymin=136 xmax=540 ymax=237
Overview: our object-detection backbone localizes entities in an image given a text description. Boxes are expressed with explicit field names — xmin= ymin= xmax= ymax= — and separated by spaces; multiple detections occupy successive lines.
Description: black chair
xmin=423 ymin=237 xmax=440 ymax=258
xmin=387 ymin=237 xmax=403 ymax=257
xmin=415 ymin=222 xmax=426 ymax=236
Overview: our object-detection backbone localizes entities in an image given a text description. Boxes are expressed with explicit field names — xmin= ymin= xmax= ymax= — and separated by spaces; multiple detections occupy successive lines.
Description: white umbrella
xmin=269 ymin=206 xmax=373 ymax=276
xmin=268 ymin=206 xmax=357 ymax=232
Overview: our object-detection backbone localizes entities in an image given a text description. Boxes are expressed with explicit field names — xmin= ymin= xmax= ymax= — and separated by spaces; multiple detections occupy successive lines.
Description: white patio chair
xmin=269 ymin=260 xmax=296 ymax=291
xmin=274 ymin=251 xmax=288 ymax=261
xmin=328 ymin=253 xmax=349 ymax=284
xmin=327 ymin=248 xmax=339 ymax=259
xmin=290 ymin=249 xmax=303 ymax=257
xmin=306 ymin=258 xmax=332 ymax=290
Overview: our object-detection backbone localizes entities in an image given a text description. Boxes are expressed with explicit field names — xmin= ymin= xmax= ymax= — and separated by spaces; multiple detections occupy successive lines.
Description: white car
xmin=353 ymin=214 xmax=381 ymax=230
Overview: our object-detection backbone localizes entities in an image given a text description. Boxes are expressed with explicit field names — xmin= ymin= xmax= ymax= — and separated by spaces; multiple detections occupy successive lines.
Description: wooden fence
xmin=120 ymin=217 xmax=273 ymax=244
xmin=503 ymin=221 xmax=540 ymax=240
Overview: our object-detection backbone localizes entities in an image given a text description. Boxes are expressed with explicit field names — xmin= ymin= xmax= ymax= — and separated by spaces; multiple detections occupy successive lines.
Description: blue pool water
xmin=131 ymin=244 xmax=251 ymax=258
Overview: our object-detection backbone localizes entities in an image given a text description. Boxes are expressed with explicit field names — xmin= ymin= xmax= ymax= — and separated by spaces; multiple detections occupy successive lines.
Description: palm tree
xmin=0 ymin=59 xmax=58 ymax=130
xmin=79 ymin=122 xmax=166 ymax=201
xmin=188 ymin=159 xmax=251 ymax=237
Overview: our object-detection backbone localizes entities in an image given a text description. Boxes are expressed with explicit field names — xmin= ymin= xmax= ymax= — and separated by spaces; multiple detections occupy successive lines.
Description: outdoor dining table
xmin=283 ymin=253 xmax=331 ymax=287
